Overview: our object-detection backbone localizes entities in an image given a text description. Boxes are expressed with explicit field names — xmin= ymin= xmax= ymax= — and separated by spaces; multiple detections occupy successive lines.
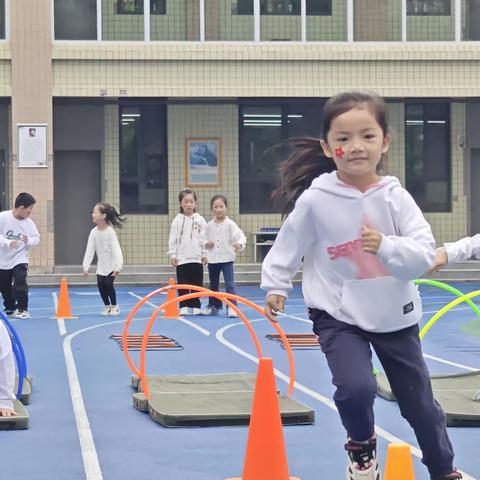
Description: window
xmin=117 ymin=0 xmax=144 ymax=14
xmin=405 ymin=102 xmax=451 ymax=212
xmin=234 ymin=0 xmax=331 ymax=15
xmin=119 ymin=104 xmax=168 ymax=214
xmin=407 ymin=0 xmax=450 ymax=16
xmin=54 ymin=0 xmax=97 ymax=40
xmin=151 ymin=0 xmax=166 ymax=15
xmin=239 ymin=100 xmax=324 ymax=213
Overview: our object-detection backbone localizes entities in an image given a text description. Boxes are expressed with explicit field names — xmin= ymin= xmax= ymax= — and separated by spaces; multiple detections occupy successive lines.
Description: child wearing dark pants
xmin=0 ymin=193 xmax=40 ymax=319
xmin=168 ymin=189 xmax=207 ymax=316
xmin=262 ymin=91 xmax=461 ymax=480
xmin=311 ymin=309 xmax=455 ymax=477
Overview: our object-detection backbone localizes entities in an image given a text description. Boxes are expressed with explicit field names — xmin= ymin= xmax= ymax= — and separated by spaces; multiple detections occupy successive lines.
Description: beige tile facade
xmin=0 ymin=2 xmax=478 ymax=269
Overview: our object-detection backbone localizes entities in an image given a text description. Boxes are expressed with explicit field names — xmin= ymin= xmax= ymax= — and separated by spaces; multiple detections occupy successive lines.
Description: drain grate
xmin=109 ymin=334 xmax=183 ymax=351
xmin=266 ymin=333 xmax=320 ymax=350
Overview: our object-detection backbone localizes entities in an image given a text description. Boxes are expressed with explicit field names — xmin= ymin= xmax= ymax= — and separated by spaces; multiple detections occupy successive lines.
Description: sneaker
xmin=200 ymin=306 xmax=218 ymax=316
xmin=108 ymin=305 xmax=120 ymax=316
xmin=3 ymin=309 xmax=15 ymax=318
xmin=14 ymin=310 xmax=30 ymax=319
xmin=345 ymin=437 xmax=381 ymax=480
xmin=179 ymin=307 xmax=189 ymax=316
xmin=431 ymin=469 xmax=463 ymax=480
xmin=191 ymin=307 xmax=204 ymax=315
xmin=227 ymin=308 xmax=238 ymax=318
xmin=101 ymin=306 xmax=111 ymax=316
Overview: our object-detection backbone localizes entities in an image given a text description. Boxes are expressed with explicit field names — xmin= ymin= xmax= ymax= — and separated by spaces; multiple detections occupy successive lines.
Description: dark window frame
xmin=119 ymin=99 xmax=169 ymax=215
xmin=405 ymin=99 xmax=452 ymax=213
xmin=406 ymin=0 xmax=451 ymax=16
xmin=235 ymin=0 xmax=332 ymax=16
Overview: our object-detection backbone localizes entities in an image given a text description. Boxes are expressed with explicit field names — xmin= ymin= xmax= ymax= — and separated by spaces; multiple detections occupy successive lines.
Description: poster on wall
xmin=185 ymin=138 xmax=221 ymax=187
xmin=17 ymin=124 xmax=48 ymax=168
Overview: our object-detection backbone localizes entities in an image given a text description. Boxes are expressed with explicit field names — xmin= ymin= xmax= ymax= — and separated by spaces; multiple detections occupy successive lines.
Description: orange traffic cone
xmin=226 ymin=357 xmax=300 ymax=480
xmin=53 ymin=278 xmax=78 ymax=319
xmin=162 ymin=278 xmax=179 ymax=318
xmin=384 ymin=443 xmax=416 ymax=480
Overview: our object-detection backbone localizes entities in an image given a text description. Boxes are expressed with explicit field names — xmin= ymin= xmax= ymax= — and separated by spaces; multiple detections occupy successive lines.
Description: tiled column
xmin=10 ymin=0 xmax=53 ymax=270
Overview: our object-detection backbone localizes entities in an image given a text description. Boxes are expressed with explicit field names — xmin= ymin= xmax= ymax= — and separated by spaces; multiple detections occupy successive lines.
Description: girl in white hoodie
xmin=262 ymin=91 xmax=461 ymax=480
xmin=168 ymin=189 xmax=207 ymax=316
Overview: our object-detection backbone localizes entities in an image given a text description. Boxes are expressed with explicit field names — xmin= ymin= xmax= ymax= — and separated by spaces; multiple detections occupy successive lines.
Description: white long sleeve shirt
xmin=261 ymin=172 xmax=435 ymax=333
xmin=0 ymin=211 xmax=40 ymax=269
xmin=444 ymin=234 xmax=480 ymax=263
xmin=167 ymin=213 xmax=207 ymax=265
xmin=202 ymin=217 xmax=246 ymax=264
xmin=0 ymin=321 xmax=15 ymax=411
xmin=83 ymin=226 xmax=123 ymax=276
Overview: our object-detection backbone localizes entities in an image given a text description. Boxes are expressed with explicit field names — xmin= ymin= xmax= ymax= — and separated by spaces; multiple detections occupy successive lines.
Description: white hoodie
xmin=168 ymin=213 xmax=207 ymax=265
xmin=444 ymin=234 xmax=480 ymax=263
xmin=202 ymin=217 xmax=246 ymax=264
xmin=261 ymin=172 xmax=435 ymax=333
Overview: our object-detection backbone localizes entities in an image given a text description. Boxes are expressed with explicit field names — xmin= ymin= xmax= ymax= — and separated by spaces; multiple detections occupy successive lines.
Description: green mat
xmin=131 ymin=373 xmax=314 ymax=427
xmin=0 ymin=400 xmax=29 ymax=430
xmin=376 ymin=371 xmax=480 ymax=427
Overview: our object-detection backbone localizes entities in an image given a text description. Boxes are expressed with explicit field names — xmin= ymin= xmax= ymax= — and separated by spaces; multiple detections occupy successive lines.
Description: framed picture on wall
xmin=17 ymin=124 xmax=48 ymax=168
xmin=185 ymin=138 xmax=221 ymax=187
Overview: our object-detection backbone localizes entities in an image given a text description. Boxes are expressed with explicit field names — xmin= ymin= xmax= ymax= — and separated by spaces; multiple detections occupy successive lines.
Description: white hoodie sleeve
xmin=197 ymin=216 xmax=208 ymax=257
xmin=26 ymin=220 xmax=40 ymax=247
xmin=110 ymin=229 xmax=123 ymax=272
xmin=82 ymin=229 xmax=96 ymax=273
xmin=0 ymin=323 xmax=15 ymax=411
xmin=376 ymin=189 xmax=435 ymax=280
xmin=444 ymin=234 xmax=480 ymax=264
xmin=167 ymin=217 xmax=179 ymax=259
xmin=261 ymin=193 xmax=315 ymax=298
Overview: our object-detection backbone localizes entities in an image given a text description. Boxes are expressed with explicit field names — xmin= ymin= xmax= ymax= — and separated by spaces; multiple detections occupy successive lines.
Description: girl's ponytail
xmin=273 ymin=137 xmax=335 ymax=217
xmin=97 ymin=202 xmax=127 ymax=228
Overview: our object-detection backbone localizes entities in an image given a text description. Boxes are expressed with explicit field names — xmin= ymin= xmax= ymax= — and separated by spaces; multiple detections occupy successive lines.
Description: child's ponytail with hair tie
xmin=273 ymin=137 xmax=336 ymax=217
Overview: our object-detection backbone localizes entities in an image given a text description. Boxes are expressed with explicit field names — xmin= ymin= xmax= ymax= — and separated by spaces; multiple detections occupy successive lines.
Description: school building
xmin=1 ymin=0 xmax=480 ymax=273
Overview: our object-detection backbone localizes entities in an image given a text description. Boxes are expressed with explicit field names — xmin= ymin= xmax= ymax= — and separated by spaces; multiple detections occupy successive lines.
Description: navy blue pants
xmin=0 ymin=263 xmax=29 ymax=311
xmin=97 ymin=273 xmax=117 ymax=306
xmin=207 ymin=261 xmax=236 ymax=309
xmin=310 ymin=309 xmax=455 ymax=477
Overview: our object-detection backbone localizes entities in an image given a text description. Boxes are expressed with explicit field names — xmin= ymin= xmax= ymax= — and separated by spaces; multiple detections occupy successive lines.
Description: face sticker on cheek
xmin=335 ymin=147 xmax=345 ymax=159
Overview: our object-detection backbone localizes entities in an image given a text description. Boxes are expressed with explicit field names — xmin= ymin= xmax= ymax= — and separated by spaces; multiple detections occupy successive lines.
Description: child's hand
xmin=361 ymin=226 xmax=382 ymax=254
xmin=0 ymin=408 xmax=17 ymax=417
xmin=170 ymin=258 xmax=178 ymax=267
xmin=83 ymin=270 xmax=88 ymax=277
xmin=9 ymin=240 xmax=19 ymax=250
xmin=429 ymin=247 xmax=448 ymax=273
xmin=112 ymin=271 xmax=120 ymax=277
xmin=206 ymin=241 xmax=214 ymax=249
xmin=265 ymin=294 xmax=286 ymax=322
xmin=202 ymin=257 xmax=208 ymax=265
xmin=233 ymin=243 xmax=242 ymax=252
xmin=21 ymin=234 xmax=28 ymax=244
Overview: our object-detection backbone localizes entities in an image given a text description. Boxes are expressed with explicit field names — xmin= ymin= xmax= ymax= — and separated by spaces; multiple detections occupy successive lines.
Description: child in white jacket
xmin=202 ymin=195 xmax=246 ymax=317
xmin=168 ymin=189 xmax=207 ymax=316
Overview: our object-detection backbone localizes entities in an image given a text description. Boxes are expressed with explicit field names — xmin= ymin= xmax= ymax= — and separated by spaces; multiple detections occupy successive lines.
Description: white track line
xmin=52 ymin=292 xmax=66 ymax=336
xmin=128 ymin=292 xmax=210 ymax=336
xmin=215 ymin=318 xmax=476 ymax=480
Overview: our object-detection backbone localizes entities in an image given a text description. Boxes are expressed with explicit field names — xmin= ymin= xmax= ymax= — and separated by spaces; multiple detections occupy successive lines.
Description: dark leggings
xmin=176 ymin=262 xmax=203 ymax=308
xmin=97 ymin=273 xmax=117 ymax=306
xmin=0 ymin=263 xmax=29 ymax=311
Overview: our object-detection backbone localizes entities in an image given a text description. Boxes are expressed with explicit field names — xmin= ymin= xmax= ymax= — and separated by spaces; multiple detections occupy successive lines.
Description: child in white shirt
xmin=0 ymin=192 xmax=40 ymax=320
xmin=83 ymin=203 xmax=125 ymax=316
xmin=168 ymin=189 xmax=207 ymax=316
xmin=202 ymin=195 xmax=246 ymax=317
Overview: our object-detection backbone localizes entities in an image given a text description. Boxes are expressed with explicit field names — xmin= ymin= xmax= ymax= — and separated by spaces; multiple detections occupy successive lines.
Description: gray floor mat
xmin=131 ymin=373 xmax=314 ymax=427
xmin=0 ymin=399 xmax=29 ymax=430
xmin=15 ymin=375 xmax=32 ymax=405
xmin=377 ymin=371 xmax=480 ymax=426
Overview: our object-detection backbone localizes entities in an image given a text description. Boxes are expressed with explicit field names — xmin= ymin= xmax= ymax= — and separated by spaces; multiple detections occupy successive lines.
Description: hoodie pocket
xmin=340 ymin=276 xmax=421 ymax=332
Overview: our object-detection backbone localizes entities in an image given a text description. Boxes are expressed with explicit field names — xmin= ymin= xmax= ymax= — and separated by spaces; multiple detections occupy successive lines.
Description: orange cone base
xmin=225 ymin=477 xmax=301 ymax=479
xmin=50 ymin=315 xmax=79 ymax=320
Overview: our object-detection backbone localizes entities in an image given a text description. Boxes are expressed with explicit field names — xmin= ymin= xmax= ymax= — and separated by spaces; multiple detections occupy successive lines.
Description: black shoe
xmin=3 ymin=309 xmax=15 ymax=317
xmin=431 ymin=469 xmax=463 ymax=480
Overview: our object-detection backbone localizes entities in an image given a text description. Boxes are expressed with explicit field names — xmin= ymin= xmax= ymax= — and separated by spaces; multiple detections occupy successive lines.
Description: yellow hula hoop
xmin=419 ymin=289 xmax=480 ymax=340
